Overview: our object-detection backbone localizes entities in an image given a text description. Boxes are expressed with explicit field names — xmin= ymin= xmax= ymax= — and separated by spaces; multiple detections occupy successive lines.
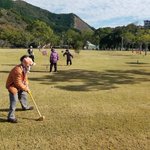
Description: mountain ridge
xmin=0 ymin=0 xmax=94 ymax=33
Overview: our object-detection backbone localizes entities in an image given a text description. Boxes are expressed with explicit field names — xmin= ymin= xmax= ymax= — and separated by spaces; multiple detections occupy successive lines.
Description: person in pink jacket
xmin=6 ymin=55 xmax=34 ymax=123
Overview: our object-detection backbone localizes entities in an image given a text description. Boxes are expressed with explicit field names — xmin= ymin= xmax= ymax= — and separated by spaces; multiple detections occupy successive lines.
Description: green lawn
xmin=0 ymin=49 xmax=150 ymax=150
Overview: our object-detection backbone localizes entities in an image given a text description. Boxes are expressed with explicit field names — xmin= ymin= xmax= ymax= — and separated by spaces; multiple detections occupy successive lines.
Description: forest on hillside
xmin=1 ymin=17 xmax=150 ymax=52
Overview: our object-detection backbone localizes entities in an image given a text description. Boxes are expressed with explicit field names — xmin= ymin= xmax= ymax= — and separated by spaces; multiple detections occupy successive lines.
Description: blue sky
xmin=24 ymin=0 xmax=150 ymax=29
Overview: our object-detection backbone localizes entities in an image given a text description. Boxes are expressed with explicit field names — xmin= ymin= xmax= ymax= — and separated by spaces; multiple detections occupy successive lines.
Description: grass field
xmin=0 ymin=49 xmax=150 ymax=150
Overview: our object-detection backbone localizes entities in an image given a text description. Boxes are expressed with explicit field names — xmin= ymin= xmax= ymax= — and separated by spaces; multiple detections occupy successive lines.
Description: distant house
xmin=144 ymin=20 xmax=150 ymax=29
xmin=84 ymin=41 xmax=98 ymax=50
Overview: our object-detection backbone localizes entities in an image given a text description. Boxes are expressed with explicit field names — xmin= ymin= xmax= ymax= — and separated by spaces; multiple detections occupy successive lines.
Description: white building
xmin=84 ymin=41 xmax=98 ymax=50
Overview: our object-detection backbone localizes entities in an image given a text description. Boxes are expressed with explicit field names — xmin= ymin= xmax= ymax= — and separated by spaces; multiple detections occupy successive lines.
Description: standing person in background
xmin=6 ymin=55 xmax=34 ymax=123
xmin=63 ymin=49 xmax=73 ymax=65
xmin=50 ymin=48 xmax=59 ymax=72
xmin=27 ymin=46 xmax=35 ymax=62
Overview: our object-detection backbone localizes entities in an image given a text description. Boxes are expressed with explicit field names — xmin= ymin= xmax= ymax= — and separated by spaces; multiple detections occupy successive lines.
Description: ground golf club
xmin=28 ymin=91 xmax=45 ymax=121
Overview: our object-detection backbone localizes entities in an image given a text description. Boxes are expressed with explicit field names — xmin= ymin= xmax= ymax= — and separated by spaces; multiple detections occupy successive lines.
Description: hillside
xmin=0 ymin=0 xmax=94 ymax=32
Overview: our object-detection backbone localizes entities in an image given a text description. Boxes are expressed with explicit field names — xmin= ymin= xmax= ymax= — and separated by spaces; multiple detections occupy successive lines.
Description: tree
xmin=122 ymin=32 xmax=135 ymax=50
xmin=81 ymin=30 xmax=94 ymax=45
xmin=95 ymin=27 xmax=113 ymax=50
xmin=27 ymin=20 xmax=54 ymax=46
xmin=65 ymin=29 xmax=82 ymax=49
xmin=0 ymin=0 xmax=13 ymax=9
xmin=140 ymin=30 xmax=150 ymax=55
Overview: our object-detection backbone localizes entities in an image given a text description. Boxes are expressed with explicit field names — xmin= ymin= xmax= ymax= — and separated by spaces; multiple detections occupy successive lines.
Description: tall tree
xmin=27 ymin=20 xmax=54 ymax=46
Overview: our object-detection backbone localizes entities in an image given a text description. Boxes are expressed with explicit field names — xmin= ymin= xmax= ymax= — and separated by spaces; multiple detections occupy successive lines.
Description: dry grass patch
xmin=0 ymin=49 xmax=150 ymax=150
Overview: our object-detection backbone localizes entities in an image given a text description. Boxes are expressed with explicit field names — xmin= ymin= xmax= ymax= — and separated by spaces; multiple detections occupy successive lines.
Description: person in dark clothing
xmin=27 ymin=46 xmax=35 ymax=62
xmin=50 ymin=48 xmax=59 ymax=72
xmin=63 ymin=49 xmax=73 ymax=65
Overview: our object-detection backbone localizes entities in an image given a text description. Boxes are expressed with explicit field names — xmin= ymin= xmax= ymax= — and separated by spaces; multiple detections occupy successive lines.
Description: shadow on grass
xmin=20 ymin=117 xmax=37 ymax=121
xmin=0 ymin=108 xmax=30 ymax=112
xmin=1 ymin=64 xmax=17 ymax=66
xmin=0 ymin=108 xmax=9 ymax=112
xmin=29 ymin=69 xmax=150 ymax=91
xmin=0 ymin=118 xmax=8 ymax=122
xmin=0 ymin=70 xmax=47 ymax=74
xmin=41 ymin=64 xmax=66 ymax=67
xmin=126 ymin=62 xmax=149 ymax=65
xmin=0 ymin=71 xmax=9 ymax=73
xmin=0 ymin=117 xmax=35 ymax=122
xmin=31 ymin=70 xmax=49 ymax=73
xmin=126 ymin=62 xmax=150 ymax=68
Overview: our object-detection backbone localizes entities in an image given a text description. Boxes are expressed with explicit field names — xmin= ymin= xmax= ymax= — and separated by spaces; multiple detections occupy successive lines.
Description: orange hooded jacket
xmin=6 ymin=64 xmax=29 ymax=94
